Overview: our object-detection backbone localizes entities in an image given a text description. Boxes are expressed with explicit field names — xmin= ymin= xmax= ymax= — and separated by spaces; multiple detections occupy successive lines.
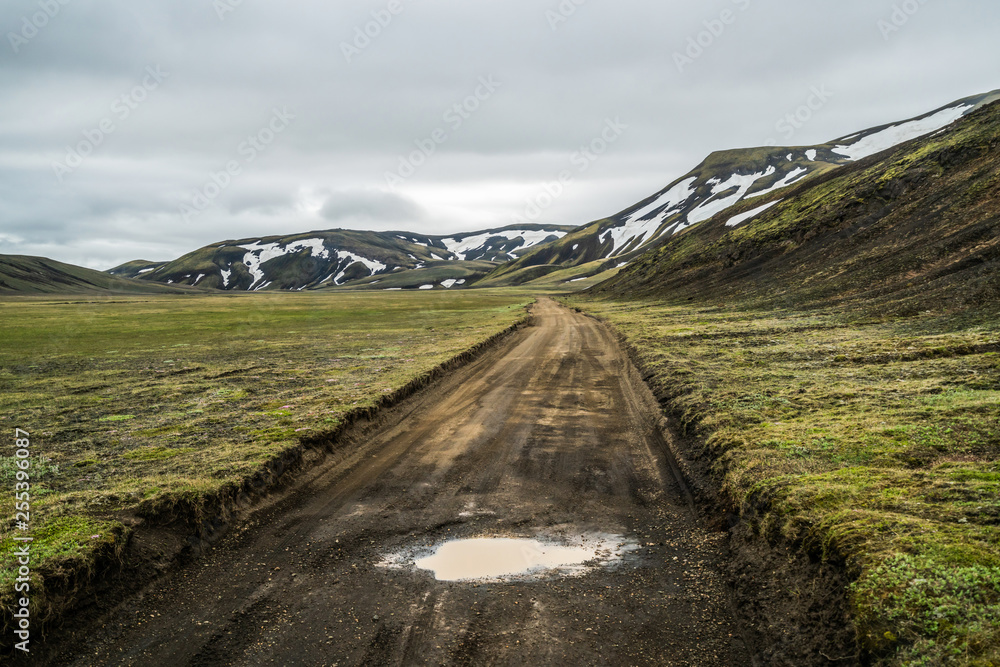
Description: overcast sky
xmin=1 ymin=0 xmax=997 ymax=269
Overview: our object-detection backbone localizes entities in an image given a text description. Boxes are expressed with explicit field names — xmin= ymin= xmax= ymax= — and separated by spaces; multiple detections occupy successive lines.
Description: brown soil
xmin=37 ymin=299 xmax=760 ymax=665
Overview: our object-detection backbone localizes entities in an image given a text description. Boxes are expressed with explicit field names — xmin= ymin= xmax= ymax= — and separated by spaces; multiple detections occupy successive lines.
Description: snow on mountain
xmin=489 ymin=90 xmax=1000 ymax=287
xmin=328 ymin=252 xmax=387 ymax=286
xmin=831 ymin=104 xmax=974 ymax=161
xmin=428 ymin=227 xmax=570 ymax=262
xmin=240 ymin=238 xmax=331 ymax=290
xmin=110 ymin=225 xmax=575 ymax=291
xmin=725 ymin=199 xmax=782 ymax=228
xmin=441 ymin=229 xmax=568 ymax=260
xmin=745 ymin=167 xmax=809 ymax=199
xmin=600 ymin=177 xmax=698 ymax=256
xmin=686 ymin=167 xmax=777 ymax=225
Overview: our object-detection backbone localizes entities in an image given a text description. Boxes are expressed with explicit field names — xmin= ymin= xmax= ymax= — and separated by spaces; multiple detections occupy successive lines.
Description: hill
xmin=593 ymin=99 xmax=1000 ymax=312
xmin=107 ymin=225 xmax=573 ymax=292
xmin=488 ymin=89 xmax=1000 ymax=286
xmin=0 ymin=255 xmax=198 ymax=295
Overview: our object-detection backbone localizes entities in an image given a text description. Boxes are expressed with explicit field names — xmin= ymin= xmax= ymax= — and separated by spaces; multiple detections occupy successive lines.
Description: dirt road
xmin=49 ymin=298 xmax=751 ymax=665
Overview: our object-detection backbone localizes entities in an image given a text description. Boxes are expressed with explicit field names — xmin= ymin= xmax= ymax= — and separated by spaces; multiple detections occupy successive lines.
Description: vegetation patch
xmin=572 ymin=298 xmax=1000 ymax=666
xmin=0 ymin=290 xmax=530 ymax=648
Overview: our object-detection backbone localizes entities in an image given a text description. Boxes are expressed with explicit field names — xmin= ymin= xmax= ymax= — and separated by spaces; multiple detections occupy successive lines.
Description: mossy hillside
xmin=488 ymin=147 xmax=842 ymax=285
xmin=596 ymin=101 xmax=1000 ymax=314
xmin=0 ymin=256 xmax=197 ymax=296
xmin=143 ymin=230 xmax=448 ymax=291
xmin=339 ymin=260 xmax=499 ymax=290
xmin=105 ymin=260 xmax=166 ymax=279
xmin=571 ymin=299 xmax=1000 ymax=666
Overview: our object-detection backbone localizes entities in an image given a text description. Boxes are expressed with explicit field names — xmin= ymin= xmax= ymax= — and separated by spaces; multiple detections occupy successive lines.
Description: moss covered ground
xmin=0 ymin=290 xmax=530 ymax=630
xmin=573 ymin=297 xmax=1000 ymax=665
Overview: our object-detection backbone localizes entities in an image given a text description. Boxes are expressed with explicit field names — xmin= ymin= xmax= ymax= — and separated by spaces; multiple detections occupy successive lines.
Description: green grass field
xmin=0 ymin=291 xmax=531 ymax=625
xmin=573 ymin=298 xmax=1000 ymax=665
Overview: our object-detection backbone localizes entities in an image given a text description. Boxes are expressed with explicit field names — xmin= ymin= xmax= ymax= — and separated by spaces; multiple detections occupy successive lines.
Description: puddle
xmin=381 ymin=533 xmax=635 ymax=582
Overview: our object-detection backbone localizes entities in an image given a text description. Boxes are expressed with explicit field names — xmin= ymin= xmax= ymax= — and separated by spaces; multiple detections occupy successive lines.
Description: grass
xmin=571 ymin=297 xmax=1000 ymax=666
xmin=0 ymin=290 xmax=531 ymax=630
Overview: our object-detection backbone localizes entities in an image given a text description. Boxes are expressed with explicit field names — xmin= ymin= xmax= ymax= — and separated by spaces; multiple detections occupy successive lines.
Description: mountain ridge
xmin=591 ymin=97 xmax=1000 ymax=312
xmin=107 ymin=224 xmax=574 ymax=292
xmin=484 ymin=89 xmax=1000 ymax=286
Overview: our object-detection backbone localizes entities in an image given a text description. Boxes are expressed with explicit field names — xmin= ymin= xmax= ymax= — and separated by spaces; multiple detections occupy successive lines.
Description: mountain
xmin=486 ymin=89 xmax=1000 ymax=286
xmin=107 ymin=225 xmax=573 ymax=291
xmin=591 ymin=98 xmax=1000 ymax=312
xmin=0 ymin=255 xmax=199 ymax=295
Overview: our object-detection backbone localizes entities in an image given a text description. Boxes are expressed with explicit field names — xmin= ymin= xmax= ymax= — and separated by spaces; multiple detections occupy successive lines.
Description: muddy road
xmin=50 ymin=298 xmax=751 ymax=666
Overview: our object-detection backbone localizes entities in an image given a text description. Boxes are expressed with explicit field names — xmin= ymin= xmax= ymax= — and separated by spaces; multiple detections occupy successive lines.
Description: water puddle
xmin=381 ymin=533 xmax=635 ymax=582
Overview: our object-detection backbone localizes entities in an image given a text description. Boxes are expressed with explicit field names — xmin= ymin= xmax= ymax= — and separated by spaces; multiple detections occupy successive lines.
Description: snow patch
xmin=685 ymin=168 xmax=775 ymax=226
xmin=220 ymin=269 xmax=232 ymax=288
xmin=332 ymin=252 xmax=389 ymax=285
xmin=832 ymin=104 xmax=972 ymax=161
xmin=602 ymin=177 xmax=698 ymax=256
xmin=239 ymin=238 xmax=330 ymax=290
xmin=805 ymin=149 xmax=817 ymax=161
xmin=440 ymin=229 xmax=568 ymax=260
xmin=418 ymin=284 xmax=435 ymax=290
xmin=725 ymin=200 xmax=782 ymax=227
xmin=138 ymin=267 xmax=156 ymax=274
xmin=745 ymin=167 xmax=809 ymax=199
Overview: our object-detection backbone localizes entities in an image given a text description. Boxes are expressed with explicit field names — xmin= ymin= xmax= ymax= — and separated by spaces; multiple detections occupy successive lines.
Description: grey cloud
xmin=320 ymin=189 xmax=425 ymax=224
xmin=0 ymin=0 xmax=997 ymax=268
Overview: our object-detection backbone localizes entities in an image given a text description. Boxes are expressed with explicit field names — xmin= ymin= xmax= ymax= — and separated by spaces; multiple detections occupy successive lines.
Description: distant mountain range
xmin=109 ymin=225 xmax=574 ymax=291
xmin=105 ymin=225 xmax=574 ymax=291
xmin=4 ymin=88 xmax=997 ymax=297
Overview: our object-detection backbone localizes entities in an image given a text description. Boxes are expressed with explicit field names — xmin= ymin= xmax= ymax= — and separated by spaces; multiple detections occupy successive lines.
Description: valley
xmin=2 ymin=93 xmax=999 ymax=666
xmin=33 ymin=299 xmax=750 ymax=666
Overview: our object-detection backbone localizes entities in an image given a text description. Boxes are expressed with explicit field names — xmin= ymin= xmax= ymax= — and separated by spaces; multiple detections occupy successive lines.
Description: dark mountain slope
xmin=0 ymin=255 xmax=198 ymax=295
xmin=107 ymin=225 xmax=573 ymax=291
xmin=592 ymin=100 xmax=1000 ymax=314
xmin=491 ymin=89 xmax=1000 ymax=286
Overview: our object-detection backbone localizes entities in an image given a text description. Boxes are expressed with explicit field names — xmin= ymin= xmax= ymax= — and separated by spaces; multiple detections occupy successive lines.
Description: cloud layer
xmin=1 ymin=0 xmax=997 ymax=268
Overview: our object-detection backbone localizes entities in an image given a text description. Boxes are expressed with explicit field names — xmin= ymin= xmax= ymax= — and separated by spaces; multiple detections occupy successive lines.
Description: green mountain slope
xmin=490 ymin=89 xmax=1000 ymax=287
xmin=107 ymin=225 xmax=573 ymax=292
xmin=0 ymin=255 xmax=197 ymax=295
xmin=593 ymin=99 xmax=1000 ymax=313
